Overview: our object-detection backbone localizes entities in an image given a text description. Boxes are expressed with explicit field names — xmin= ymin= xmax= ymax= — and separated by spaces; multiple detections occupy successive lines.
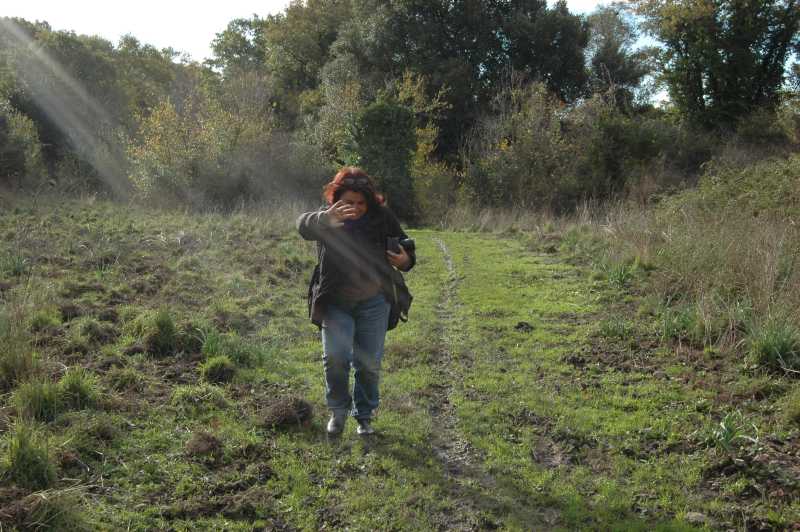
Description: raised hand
xmin=324 ymin=200 xmax=358 ymax=227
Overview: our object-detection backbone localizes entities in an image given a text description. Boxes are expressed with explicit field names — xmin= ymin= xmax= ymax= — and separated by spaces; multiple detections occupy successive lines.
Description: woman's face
xmin=339 ymin=190 xmax=368 ymax=220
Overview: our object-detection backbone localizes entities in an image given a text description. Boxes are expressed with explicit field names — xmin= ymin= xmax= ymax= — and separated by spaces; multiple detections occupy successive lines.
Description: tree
xmin=586 ymin=4 xmax=657 ymax=108
xmin=351 ymin=101 xmax=417 ymax=220
xmin=634 ymin=0 xmax=800 ymax=127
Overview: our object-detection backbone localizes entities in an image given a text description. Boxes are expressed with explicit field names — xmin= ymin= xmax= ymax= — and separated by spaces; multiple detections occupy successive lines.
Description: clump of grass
xmin=597 ymin=317 xmax=633 ymax=339
xmin=0 ymin=340 xmax=39 ymax=392
xmin=1 ymin=488 xmax=87 ymax=530
xmin=0 ymin=249 xmax=30 ymax=277
xmin=58 ymin=368 xmax=98 ymax=410
xmin=58 ymin=411 xmax=121 ymax=459
xmin=201 ymin=329 xmax=257 ymax=367
xmin=746 ymin=317 xmax=800 ymax=373
xmin=29 ymin=309 xmax=61 ymax=334
xmin=106 ymin=366 xmax=145 ymax=392
xmin=781 ymin=386 xmax=800 ymax=425
xmin=133 ymin=309 xmax=178 ymax=357
xmin=14 ymin=380 xmax=60 ymax=422
xmin=200 ymin=355 xmax=236 ymax=384
xmin=3 ymin=421 xmax=56 ymax=490
xmin=170 ymin=384 xmax=229 ymax=415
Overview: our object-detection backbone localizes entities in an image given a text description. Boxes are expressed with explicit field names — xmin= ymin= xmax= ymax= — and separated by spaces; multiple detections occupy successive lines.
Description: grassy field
xmin=0 ymin=198 xmax=798 ymax=530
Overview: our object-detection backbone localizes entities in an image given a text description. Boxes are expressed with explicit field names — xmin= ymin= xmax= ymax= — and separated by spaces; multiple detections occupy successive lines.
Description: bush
xmin=58 ymin=368 xmax=98 ymax=410
xmin=747 ymin=318 xmax=800 ymax=373
xmin=200 ymin=355 xmax=236 ymax=384
xmin=14 ymin=380 xmax=60 ymax=422
xmin=0 ymin=99 xmax=46 ymax=189
xmin=170 ymin=384 xmax=229 ymax=415
xmin=3 ymin=421 xmax=56 ymax=490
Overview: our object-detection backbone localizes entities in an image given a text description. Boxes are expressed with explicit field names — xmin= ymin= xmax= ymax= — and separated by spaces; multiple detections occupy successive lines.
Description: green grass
xmin=0 ymin=197 xmax=797 ymax=530
xmin=3 ymin=420 xmax=56 ymax=490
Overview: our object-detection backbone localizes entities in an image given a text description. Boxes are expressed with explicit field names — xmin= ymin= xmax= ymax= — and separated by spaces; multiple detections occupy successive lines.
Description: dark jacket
xmin=297 ymin=205 xmax=416 ymax=328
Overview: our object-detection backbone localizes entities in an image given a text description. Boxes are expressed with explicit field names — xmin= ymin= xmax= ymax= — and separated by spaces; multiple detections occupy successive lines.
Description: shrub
xmin=170 ymin=384 xmax=229 ymax=415
xmin=58 ymin=368 xmax=98 ymax=410
xmin=747 ymin=318 xmax=800 ymax=373
xmin=14 ymin=380 xmax=60 ymax=422
xmin=3 ymin=421 xmax=56 ymax=490
xmin=200 ymin=355 xmax=236 ymax=384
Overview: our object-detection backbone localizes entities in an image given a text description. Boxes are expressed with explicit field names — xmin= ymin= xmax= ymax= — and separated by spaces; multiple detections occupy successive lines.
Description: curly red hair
xmin=323 ymin=167 xmax=385 ymax=207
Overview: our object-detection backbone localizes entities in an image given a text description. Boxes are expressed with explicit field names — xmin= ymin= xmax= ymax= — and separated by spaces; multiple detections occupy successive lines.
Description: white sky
xmin=1 ymin=1 xmax=608 ymax=63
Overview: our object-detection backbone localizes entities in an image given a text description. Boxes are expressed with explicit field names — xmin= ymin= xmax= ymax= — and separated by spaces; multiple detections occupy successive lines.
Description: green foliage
xmin=351 ymin=100 xmax=417 ymax=220
xmin=710 ymin=410 xmax=760 ymax=455
xmin=747 ymin=318 xmax=800 ymax=373
xmin=29 ymin=308 xmax=61 ymax=333
xmin=14 ymin=379 xmax=60 ymax=422
xmin=634 ymin=0 xmax=800 ymax=127
xmin=3 ymin=421 xmax=56 ymax=490
xmin=200 ymin=355 xmax=236 ymax=384
xmin=58 ymin=367 xmax=98 ymax=410
xmin=0 ymin=98 xmax=46 ymax=188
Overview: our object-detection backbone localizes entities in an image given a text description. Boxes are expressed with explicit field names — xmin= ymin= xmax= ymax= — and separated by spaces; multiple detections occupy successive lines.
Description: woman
xmin=297 ymin=167 xmax=416 ymax=435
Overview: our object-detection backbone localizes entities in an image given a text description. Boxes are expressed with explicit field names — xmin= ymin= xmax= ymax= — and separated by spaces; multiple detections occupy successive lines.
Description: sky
xmin=1 ymin=1 xmax=608 ymax=63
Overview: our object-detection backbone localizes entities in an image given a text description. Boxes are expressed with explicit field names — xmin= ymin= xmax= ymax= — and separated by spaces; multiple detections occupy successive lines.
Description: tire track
xmin=428 ymin=237 xmax=560 ymax=530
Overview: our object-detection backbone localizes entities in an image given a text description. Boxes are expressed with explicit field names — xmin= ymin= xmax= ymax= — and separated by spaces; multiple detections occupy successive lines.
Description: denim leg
xmin=321 ymin=303 xmax=355 ymax=413
xmin=352 ymin=295 xmax=391 ymax=420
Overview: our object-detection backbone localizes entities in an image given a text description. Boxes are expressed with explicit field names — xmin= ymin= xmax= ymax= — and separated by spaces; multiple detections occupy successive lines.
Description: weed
xmin=710 ymin=411 xmax=760 ymax=455
xmin=200 ymin=355 xmax=236 ymax=384
xmin=746 ymin=317 xmax=800 ymax=373
xmin=3 ymin=421 xmax=56 ymax=490
xmin=14 ymin=380 xmax=60 ymax=422
xmin=0 ymin=487 xmax=87 ymax=530
xmin=58 ymin=368 xmax=98 ymax=410
xmin=171 ymin=384 xmax=229 ymax=415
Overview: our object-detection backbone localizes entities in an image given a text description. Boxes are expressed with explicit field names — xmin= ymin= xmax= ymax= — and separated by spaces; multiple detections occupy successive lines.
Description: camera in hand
xmin=386 ymin=237 xmax=415 ymax=253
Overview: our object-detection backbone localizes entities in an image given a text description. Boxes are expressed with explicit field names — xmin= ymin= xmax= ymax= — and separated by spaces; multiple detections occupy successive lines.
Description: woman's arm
xmin=297 ymin=201 xmax=359 ymax=241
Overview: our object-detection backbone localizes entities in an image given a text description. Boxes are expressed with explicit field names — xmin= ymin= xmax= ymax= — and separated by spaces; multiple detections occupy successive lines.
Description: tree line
xmin=1 ymin=1 xmax=799 ymax=220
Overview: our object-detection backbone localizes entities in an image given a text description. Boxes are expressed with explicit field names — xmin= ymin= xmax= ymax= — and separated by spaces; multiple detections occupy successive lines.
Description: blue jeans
xmin=321 ymin=294 xmax=390 ymax=420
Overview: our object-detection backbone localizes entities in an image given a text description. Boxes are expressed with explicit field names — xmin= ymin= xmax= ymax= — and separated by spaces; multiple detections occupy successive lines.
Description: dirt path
xmin=427 ymin=238 xmax=553 ymax=530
